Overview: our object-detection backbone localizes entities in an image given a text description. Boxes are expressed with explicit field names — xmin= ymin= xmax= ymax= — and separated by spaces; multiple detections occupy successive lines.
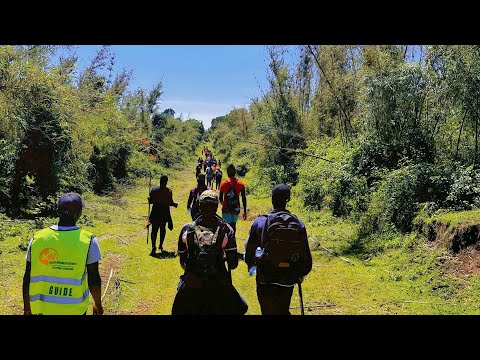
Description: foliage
xmin=0 ymin=45 xmax=203 ymax=218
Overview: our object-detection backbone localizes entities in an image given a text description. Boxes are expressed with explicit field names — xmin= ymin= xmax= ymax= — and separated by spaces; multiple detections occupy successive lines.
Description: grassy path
xmin=3 ymin=149 xmax=480 ymax=315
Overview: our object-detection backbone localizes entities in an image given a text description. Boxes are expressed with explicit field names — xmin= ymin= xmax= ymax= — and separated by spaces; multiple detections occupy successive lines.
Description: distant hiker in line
xmin=148 ymin=175 xmax=178 ymax=256
xmin=23 ymin=192 xmax=103 ymax=315
xmin=219 ymin=164 xmax=247 ymax=234
xmin=205 ymin=165 xmax=214 ymax=188
xmin=187 ymin=173 xmax=210 ymax=221
xmin=172 ymin=190 xmax=248 ymax=315
xmin=244 ymin=184 xmax=312 ymax=315
xmin=195 ymin=161 xmax=202 ymax=179
xmin=215 ymin=167 xmax=222 ymax=190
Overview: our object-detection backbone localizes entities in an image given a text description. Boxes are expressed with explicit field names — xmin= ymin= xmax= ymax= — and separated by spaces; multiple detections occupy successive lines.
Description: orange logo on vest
xmin=39 ymin=248 xmax=58 ymax=265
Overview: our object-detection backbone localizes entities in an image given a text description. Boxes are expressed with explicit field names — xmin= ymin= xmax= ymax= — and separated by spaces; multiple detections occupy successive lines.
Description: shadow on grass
xmin=150 ymin=250 xmax=177 ymax=259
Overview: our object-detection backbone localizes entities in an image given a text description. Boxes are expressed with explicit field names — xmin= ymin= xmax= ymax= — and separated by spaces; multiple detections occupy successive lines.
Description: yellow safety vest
xmin=29 ymin=227 xmax=93 ymax=315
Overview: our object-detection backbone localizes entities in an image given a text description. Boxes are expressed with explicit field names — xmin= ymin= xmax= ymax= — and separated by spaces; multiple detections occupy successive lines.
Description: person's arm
xmin=244 ymin=219 xmax=261 ymax=269
xmin=187 ymin=190 xmax=194 ymax=210
xmin=22 ymin=261 xmax=32 ymax=315
xmin=241 ymin=188 xmax=247 ymax=220
xmin=219 ymin=181 xmax=225 ymax=203
xmin=299 ymin=226 xmax=313 ymax=282
xmin=223 ymin=224 xmax=238 ymax=270
xmin=169 ymin=189 xmax=178 ymax=208
xmin=87 ymin=262 xmax=103 ymax=315
xmin=178 ymin=225 xmax=189 ymax=271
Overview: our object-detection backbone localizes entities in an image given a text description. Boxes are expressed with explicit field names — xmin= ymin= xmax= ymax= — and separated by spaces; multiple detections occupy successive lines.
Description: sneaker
xmin=150 ymin=248 xmax=156 ymax=256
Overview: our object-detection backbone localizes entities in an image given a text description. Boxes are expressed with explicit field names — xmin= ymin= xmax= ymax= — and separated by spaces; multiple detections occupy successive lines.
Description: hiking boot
xmin=150 ymin=248 xmax=156 ymax=256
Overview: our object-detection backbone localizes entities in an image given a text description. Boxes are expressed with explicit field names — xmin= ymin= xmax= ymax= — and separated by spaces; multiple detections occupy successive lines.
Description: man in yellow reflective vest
xmin=22 ymin=192 xmax=104 ymax=315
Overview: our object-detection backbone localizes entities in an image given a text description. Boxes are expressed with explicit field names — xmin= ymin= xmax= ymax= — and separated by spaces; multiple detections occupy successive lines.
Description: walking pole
xmin=146 ymin=171 xmax=152 ymax=245
xmin=297 ymin=280 xmax=305 ymax=315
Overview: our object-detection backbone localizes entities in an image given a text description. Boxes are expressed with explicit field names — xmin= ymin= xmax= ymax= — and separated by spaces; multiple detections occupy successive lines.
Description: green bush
xmin=446 ymin=164 xmax=480 ymax=211
xmin=361 ymin=162 xmax=432 ymax=234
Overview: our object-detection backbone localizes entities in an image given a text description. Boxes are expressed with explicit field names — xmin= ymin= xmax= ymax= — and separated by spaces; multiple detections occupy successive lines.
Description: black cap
xmin=58 ymin=192 xmax=85 ymax=214
xmin=272 ymin=184 xmax=291 ymax=200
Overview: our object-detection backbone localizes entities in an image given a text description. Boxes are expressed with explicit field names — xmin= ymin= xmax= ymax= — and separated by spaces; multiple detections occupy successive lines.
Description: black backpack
xmin=191 ymin=188 xmax=201 ymax=216
xmin=258 ymin=210 xmax=308 ymax=282
xmin=187 ymin=222 xmax=223 ymax=276
xmin=225 ymin=180 xmax=239 ymax=214
xmin=216 ymin=168 xmax=222 ymax=179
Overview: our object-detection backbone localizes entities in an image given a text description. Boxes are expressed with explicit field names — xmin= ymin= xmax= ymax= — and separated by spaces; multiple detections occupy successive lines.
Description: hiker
xmin=172 ymin=190 xmax=248 ymax=315
xmin=187 ymin=173 xmax=210 ymax=221
xmin=219 ymin=164 xmax=247 ymax=234
xmin=218 ymin=159 xmax=221 ymax=168
xmin=205 ymin=165 xmax=214 ymax=188
xmin=195 ymin=162 xmax=202 ymax=179
xmin=22 ymin=192 xmax=103 ymax=315
xmin=215 ymin=167 xmax=222 ymax=190
xmin=244 ymin=184 xmax=312 ymax=315
xmin=148 ymin=175 xmax=178 ymax=255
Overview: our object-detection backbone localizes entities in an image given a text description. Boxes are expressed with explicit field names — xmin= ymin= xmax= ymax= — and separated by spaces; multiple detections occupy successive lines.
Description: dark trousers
xmin=172 ymin=274 xmax=248 ymax=315
xmin=256 ymin=282 xmax=294 ymax=315
xmin=151 ymin=222 xmax=167 ymax=250
xmin=215 ymin=177 xmax=221 ymax=189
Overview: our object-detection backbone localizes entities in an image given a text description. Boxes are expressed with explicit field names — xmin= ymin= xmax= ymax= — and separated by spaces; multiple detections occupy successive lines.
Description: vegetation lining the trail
xmin=4 ymin=45 xmax=480 ymax=314
xmin=209 ymin=45 xmax=480 ymax=253
xmin=0 ymin=45 xmax=205 ymax=219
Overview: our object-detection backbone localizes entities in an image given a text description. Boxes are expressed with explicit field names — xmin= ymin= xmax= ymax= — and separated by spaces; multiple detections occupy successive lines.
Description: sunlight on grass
xmin=2 ymin=146 xmax=480 ymax=315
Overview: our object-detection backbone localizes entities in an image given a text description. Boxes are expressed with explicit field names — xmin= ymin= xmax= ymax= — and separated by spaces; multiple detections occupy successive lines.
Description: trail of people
xmin=79 ymin=146 xmax=264 ymax=314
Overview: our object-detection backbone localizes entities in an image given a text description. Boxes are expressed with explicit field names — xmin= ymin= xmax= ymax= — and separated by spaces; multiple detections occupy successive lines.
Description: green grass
xmin=425 ymin=209 xmax=480 ymax=230
xmin=3 ymin=147 xmax=480 ymax=314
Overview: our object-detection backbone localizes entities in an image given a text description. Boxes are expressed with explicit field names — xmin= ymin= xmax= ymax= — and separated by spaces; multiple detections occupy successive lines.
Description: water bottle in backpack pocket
xmin=248 ymin=247 xmax=264 ymax=276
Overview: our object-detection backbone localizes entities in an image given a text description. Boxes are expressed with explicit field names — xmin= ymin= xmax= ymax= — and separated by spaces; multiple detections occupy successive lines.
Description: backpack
xmin=225 ymin=180 xmax=239 ymax=214
xmin=191 ymin=187 xmax=210 ymax=218
xmin=206 ymin=167 xmax=213 ymax=177
xmin=216 ymin=168 xmax=222 ymax=179
xmin=187 ymin=223 xmax=223 ymax=276
xmin=258 ymin=210 xmax=309 ymax=282
xmin=191 ymin=188 xmax=201 ymax=215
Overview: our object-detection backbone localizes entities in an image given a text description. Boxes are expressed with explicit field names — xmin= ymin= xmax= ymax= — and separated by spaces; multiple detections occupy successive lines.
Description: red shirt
xmin=219 ymin=176 xmax=245 ymax=212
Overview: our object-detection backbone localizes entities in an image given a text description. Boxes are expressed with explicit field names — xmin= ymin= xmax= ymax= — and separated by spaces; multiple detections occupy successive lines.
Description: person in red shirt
xmin=219 ymin=164 xmax=247 ymax=234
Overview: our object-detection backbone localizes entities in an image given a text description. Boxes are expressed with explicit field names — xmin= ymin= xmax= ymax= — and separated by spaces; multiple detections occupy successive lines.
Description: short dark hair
xmin=160 ymin=175 xmax=168 ymax=185
xmin=227 ymin=164 xmax=236 ymax=176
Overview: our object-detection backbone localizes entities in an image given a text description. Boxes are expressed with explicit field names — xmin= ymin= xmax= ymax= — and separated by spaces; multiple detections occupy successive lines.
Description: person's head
xmin=160 ymin=175 xmax=168 ymax=187
xmin=227 ymin=164 xmax=236 ymax=177
xmin=199 ymin=190 xmax=219 ymax=218
xmin=197 ymin=173 xmax=206 ymax=186
xmin=271 ymin=184 xmax=291 ymax=209
xmin=57 ymin=192 xmax=85 ymax=225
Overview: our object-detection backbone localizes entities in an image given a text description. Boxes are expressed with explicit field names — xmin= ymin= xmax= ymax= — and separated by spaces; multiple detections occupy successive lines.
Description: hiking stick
xmin=297 ymin=281 xmax=305 ymax=315
xmin=146 ymin=171 xmax=152 ymax=245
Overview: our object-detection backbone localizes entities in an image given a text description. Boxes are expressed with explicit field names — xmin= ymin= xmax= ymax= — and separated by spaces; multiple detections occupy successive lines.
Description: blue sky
xmin=70 ymin=45 xmax=273 ymax=129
